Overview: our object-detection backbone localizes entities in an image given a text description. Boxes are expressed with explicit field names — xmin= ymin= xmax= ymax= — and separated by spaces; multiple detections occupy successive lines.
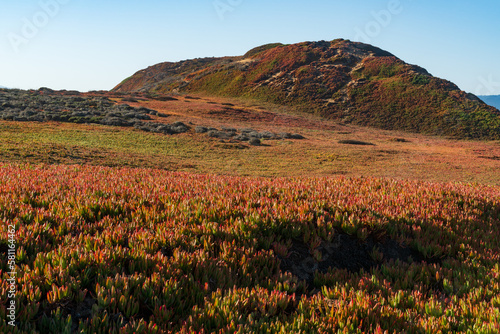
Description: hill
xmin=1 ymin=42 xmax=500 ymax=334
xmin=480 ymin=95 xmax=500 ymax=110
xmin=113 ymin=39 xmax=500 ymax=140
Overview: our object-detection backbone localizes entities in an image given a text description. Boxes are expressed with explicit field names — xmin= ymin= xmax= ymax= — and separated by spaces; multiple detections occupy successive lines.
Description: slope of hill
xmin=114 ymin=39 xmax=500 ymax=140
xmin=480 ymin=95 xmax=500 ymax=110
xmin=1 ymin=90 xmax=499 ymax=185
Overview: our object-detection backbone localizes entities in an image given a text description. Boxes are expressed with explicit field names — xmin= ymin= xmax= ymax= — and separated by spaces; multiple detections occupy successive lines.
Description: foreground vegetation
xmin=0 ymin=163 xmax=499 ymax=333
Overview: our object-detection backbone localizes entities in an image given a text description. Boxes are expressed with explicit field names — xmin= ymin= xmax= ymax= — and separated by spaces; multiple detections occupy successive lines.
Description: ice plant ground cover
xmin=0 ymin=163 xmax=499 ymax=333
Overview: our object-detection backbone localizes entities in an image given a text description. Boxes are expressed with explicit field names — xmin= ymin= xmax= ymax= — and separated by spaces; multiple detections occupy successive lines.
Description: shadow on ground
xmin=278 ymin=232 xmax=442 ymax=289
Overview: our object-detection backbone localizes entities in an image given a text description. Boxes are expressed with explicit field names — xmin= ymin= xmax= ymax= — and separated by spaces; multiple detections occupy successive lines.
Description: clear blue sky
xmin=1 ymin=0 xmax=499 ymax=95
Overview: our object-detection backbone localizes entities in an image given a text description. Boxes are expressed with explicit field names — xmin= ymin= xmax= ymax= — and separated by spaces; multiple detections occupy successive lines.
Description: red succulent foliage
xmin=0 ymin=163 xmax=499 ymax=332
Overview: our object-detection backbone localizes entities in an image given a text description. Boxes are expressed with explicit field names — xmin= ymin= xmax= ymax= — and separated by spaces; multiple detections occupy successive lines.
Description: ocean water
xmin=479 ymin=95 xmax=500 ymax=110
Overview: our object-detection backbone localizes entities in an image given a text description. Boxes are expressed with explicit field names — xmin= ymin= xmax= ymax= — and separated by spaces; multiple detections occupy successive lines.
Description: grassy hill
xmin=114 ymin=39 xmax=500 ymax=140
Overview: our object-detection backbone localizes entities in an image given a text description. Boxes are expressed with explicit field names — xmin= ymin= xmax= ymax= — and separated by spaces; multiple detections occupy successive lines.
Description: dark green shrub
xmin=412 ymin=75 xmax=430 ymax=85
xmin=338 ymin=140 xmax=375 ymax=146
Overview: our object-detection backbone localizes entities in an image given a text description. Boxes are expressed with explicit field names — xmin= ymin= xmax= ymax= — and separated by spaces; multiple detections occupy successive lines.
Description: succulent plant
xmin=0 ymin=163 xmax=498 ymax=332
